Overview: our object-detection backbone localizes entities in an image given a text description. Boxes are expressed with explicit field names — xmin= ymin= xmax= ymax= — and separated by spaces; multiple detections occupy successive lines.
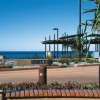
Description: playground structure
xmin=42 ymin=0 xmax=100 ymax=60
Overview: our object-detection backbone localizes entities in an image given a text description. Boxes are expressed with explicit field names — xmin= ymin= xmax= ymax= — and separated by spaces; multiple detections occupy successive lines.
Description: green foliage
xmin=83 ymin=83 xmax=98 ymax=89
xmin=0 ymin=81 xmax=98 ymax=91
xmin=33 ymin=53 xmax=41 ymax=59
xmin=48 ymin=58 xmax=53 ymax=65
xmin=58 ymin=57 xmax=68 ymax=64
xmin=93 ymin=59 xmax=100 ymax=63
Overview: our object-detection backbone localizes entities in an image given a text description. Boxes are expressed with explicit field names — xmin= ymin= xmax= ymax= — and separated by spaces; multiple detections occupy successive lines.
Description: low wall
xmin=0 ymin=59 xmax=48 ymax=66
xmin=3 ymin=89 xmax=100 ymax=99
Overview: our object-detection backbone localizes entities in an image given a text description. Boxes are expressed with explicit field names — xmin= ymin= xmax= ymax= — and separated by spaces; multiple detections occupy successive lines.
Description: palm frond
xmin=83 ymin=8 xmax=97 ymax=13
xmin=82 ymin=0 xmax=94 ymax=1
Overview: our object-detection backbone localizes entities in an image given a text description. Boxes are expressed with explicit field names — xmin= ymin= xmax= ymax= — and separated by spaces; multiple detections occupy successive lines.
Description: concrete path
xmin=0 ymin=66 xmax=99 ymax=84
xmin=12 ymin=98 xmax=100 ymax=100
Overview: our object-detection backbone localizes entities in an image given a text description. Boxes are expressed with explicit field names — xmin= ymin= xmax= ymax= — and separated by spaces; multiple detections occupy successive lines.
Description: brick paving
xmin=11 ymin=98 xmax=100 ymax=100
xmin=5 ymin=89 xmax=100 ymax=99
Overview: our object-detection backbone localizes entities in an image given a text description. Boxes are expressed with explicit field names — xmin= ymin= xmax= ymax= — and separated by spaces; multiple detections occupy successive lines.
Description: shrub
xmin=0 ymin=81 xmax=98 ymax=91
xmin=48 ymin=58 xmax=53 ymax=65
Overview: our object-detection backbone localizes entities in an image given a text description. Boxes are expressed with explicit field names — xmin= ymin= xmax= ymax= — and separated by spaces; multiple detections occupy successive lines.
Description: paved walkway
xmin=0 ymin=66 xmax=99 ymax=84
xmin=12 ymin=98 xmax=100 ymax=100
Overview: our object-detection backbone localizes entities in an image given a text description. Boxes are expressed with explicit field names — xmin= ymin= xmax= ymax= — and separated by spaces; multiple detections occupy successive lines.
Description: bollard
xmin=0 ymin=90 xmax=6 ymax=100
xmin=0 ymin=90 xmax=3 ymax=100
xmin=99 ymin=65 xmax=100 ymax=89
xmin=39 ymin=65 xmax=47 ymax=85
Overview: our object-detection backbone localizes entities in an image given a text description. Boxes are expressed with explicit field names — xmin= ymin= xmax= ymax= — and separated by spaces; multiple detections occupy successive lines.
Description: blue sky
xmin=0 ymin=0 xmax=96 ymax=51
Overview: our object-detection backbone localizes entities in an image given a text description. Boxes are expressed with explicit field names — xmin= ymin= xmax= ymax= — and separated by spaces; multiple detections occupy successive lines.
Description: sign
xmin=93 ymin=52 xmax=99 ymax=59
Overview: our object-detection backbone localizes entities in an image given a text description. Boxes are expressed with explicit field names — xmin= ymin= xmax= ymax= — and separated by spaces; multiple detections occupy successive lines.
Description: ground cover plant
xmin=0 ymin=81 xmax=99 ymax=91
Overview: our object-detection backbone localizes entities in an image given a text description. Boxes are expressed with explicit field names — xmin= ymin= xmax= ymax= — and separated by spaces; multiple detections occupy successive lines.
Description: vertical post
xmin=99 ymin=65 xmax=100 ymax=90
xmin=62 ymin=33 xmax=63 ymax=56
xmin=86 ymin=33 xmax=87 ymax=53
xmin=39 ymin=65 xmax=47 ymax=85
xmin=49 ymin=36 xmax=51 ymax=52
xmin=95 ymin=44 xmax=96 ymax=51
xmin=67 ymin=34 xmax=68 ymax=64
xmin=0 ymin=90 xmax=3 ymax=100
xmin=79 ymin=0 xmax=81 ymax=33
xmin=45 ymin=37 xmax=46 ymax=58
xmin=79 ymin=0 xmax=82 ymax=61
xmin=57 ymin=29 xmax=59 ymax=58
xmin=54 ymin=34 xmax=55 ymax=58
xmin=97 ymin=44 xmax=99 ymax=52
xmin=53 ymin=28 xmax=59 ymax=58
xmin=64 ymin=32 xmax=66 ymax=56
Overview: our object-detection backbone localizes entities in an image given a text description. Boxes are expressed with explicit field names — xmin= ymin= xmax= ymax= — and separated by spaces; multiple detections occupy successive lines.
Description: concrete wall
xmin=5 ymin=59 xmax=48 ymax=66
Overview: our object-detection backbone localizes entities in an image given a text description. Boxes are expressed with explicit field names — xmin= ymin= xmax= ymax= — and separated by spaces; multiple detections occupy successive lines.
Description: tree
xmin=83 ymin=0 xmax=100 ymax=32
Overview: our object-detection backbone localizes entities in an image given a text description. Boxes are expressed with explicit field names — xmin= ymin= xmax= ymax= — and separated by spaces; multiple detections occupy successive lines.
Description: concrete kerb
xmin=4 ymin=89 xmax=100 ymax=99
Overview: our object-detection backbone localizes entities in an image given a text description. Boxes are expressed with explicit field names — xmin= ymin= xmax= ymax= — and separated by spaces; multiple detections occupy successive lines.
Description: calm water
xmin=0 ymin=51 xmax=93 ymax=59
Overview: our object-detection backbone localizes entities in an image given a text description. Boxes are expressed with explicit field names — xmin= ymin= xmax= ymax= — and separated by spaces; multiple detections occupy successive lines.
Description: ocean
xmin=0 ymin=51 xmax=93 ymax=59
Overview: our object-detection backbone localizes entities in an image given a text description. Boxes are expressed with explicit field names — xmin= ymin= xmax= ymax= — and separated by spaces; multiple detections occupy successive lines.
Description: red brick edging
xmin=5 ymin=89 xmax=100 ymax=99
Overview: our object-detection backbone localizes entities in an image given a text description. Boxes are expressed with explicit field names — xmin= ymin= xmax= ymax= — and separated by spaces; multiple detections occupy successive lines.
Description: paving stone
xmin=29 ymin=90 xmax=34 ymax=97
xmin=87 ymin=90 xmax=94 ymax=97
xmin=78 ymin=90 xmax=84 ymax=97
xmin=15 ymin=91 xmax=20 ymax=97
xmin=38 ymin=90 xmax=43 ymax=97
xmin=25 ymin=90 xmax=29 ymax=97
xmin=52 ymin=89 xmax=57 ymax=97
xmin=74 ymin=90 xmax=80 ymax=97
xmin=83 ymin=90 xmax=89 ymax=97
xmin=96 ymin=90 xmax=100 ymax=97
xmin=34 ymin=90 xmax=39 ymax=97
xmin=11 ymin=92 xmax=15 ymax=97
xmin=43 ymin=90 xmax=48 ymax=97
xmin=65 ymin=90 xmax=70 ymax=97
xmin=92 ymin=90 xmax=98 ymax=97
xmin=5 ymin=93 xmax=10 ymax=98
xmin=4 ymin=89 xmax=100 ymax=99
xmin=61 ymin=89 xmax=66 ymax=97
xmin=56 ymin=89 xmax=61 ymax=96
xmin=47 ymin=90 xmax=52 ymax=97
xmin=20 ymin=91 xmax=24 ymax=97
xmin=70 ymin=90 xmax=75 ymax=97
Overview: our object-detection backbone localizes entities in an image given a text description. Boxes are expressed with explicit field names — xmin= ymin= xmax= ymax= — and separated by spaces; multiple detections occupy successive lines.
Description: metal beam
xmin=45 ymin=37 xmax=46 ymax=58
xmin=49 ymin=36 xmax=51 ymax=52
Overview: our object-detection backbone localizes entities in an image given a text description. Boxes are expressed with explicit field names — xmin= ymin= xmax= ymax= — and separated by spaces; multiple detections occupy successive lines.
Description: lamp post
xmin=79 ymin=0 xmax=82 ymax=61
xmin=45 ymin=37 xmax=46 ymax=58
xmin=49 ymin=35 xmax=51 ymax=52
xmin=54 ymin=34 xmax=56 ymax=59
xmin=53 ymin=28 xmax=59 ymax=58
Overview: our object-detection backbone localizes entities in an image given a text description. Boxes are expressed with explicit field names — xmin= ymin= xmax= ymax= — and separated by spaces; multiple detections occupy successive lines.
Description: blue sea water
xmin=0 ymin=51 xmax=93 ymax=59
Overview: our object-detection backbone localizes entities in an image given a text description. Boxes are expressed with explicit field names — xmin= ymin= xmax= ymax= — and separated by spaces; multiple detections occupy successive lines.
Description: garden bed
xmin=0 ymin=81 xmax=99 ymax=91
xmin=0 ymin=81 xmax=99 ymax=99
